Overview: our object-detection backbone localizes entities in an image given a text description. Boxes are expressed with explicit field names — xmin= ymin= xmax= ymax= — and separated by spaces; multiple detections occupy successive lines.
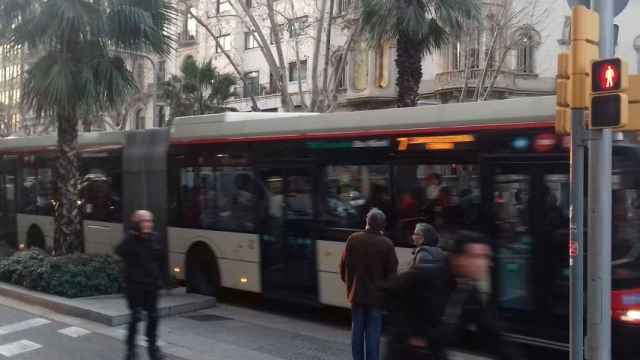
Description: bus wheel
xmin=185 ymin=242 xmax=220 ymax=297
xmin=26 ymin=225 xmax=45 ymax=250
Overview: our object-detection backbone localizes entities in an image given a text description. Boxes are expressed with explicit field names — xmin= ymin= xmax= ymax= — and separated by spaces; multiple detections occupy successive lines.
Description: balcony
xmin=436 ymin=68 xmax=538 ymax=89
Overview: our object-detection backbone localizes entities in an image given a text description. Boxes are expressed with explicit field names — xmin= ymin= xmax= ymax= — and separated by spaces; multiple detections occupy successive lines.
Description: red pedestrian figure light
xmin=605 ymin=65 xmax=615 ymax=89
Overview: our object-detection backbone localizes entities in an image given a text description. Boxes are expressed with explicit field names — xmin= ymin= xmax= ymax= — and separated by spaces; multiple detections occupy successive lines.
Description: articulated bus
xmin=1 ymin=96 xmax=640 ymax=358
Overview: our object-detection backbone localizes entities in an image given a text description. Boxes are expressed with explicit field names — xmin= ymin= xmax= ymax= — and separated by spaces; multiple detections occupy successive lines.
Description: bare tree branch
xmin=183 ymin=2 xmax=261 ymax=111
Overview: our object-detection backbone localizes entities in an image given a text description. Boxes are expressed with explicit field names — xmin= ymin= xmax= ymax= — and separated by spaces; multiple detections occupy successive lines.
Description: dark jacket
xmin=340 ymin=229 xmax=398 ymax=306
xmin=115 ymin=231 xmax=167 ymax=289
xmin=412 ymin=245 xmax=446 ymax=272
xmin=383 ymin=266 xmax=522 ymax=360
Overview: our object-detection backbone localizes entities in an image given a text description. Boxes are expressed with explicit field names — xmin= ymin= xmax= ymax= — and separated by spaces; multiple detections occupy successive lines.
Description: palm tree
xmin=160 ymin=56 xmax=237 ymax=125
xmin=361 ymin=0 xmax=480 ymax=107
xmin=0 ymin=0 xmax=174 ymax=254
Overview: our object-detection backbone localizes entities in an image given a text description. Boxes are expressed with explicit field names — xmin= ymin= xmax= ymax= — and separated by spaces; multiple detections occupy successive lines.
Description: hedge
xmin=0 ymin=249 xmax=124 ymax=298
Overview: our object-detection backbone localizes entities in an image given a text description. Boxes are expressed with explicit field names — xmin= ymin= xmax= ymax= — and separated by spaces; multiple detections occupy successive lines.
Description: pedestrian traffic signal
xmin=589 ymin=58 xmax=629 ymax=130
xmin=589 ymin=94 xmax=628 ymax=128
xmin=592 ymin=58 xmax=627 ymax=93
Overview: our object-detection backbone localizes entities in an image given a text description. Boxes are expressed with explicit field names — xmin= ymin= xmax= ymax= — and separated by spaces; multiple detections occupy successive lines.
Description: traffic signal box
xmin=589 ymin=58 xmax=628 ymax=129
xmin=555 ymin=6 xmax=600 ymax=135
xmin=556 ymin=5 xmax=640 ymax=133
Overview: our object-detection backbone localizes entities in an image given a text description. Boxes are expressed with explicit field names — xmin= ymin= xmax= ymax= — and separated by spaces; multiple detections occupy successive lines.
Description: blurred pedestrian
xmin=116 ymin=210 xmax=167 ymax=360
xmin=382 ymin=231 xmax=522 ymax=360
xmin=411 ymin=222 xmax=445 ymax=271
xmin=340 ymin=208 xmax=399 ymax=360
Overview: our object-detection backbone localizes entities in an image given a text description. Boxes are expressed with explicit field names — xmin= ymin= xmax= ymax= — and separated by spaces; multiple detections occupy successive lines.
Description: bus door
xmin=483 ymin=158 xmax=570 ymax=349
xmin=0 ymin=156 xmax=17 ymax=249
xmin=258 ymin=166 xmax=318 ymax=302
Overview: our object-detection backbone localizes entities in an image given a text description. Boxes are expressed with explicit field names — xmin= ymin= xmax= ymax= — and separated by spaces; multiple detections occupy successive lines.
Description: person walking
xmin=340 ymin=208 xmax=399 ymax=360
xmin=116 ymin=210 xmax=167 ymax=360
xmin=382 ymin=231 xmax=522 ymax=360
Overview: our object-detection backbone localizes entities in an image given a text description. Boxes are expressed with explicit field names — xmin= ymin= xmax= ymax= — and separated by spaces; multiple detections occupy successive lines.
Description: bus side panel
xmin=168 ymin=227 xmax=261 ymax=292
xmin=83 ymin=220 xmax=123 ymax=255
xmin=316 ymin=240 xmax=414 ymax=308
xmin=17 ymin=214 xmax=54 ymax=249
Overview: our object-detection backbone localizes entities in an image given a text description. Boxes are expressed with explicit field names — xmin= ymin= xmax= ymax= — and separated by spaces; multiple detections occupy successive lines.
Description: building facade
xmin=3 ymin=0 xmax=640 ymax=136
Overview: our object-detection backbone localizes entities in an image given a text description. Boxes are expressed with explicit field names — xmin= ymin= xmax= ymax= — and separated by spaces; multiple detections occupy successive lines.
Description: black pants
xmin=126 ymin=285 xmax=159 ymax=356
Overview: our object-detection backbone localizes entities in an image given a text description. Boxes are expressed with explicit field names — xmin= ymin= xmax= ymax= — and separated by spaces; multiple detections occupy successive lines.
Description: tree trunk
xmin=266 ymin=0 xmax=294 ymax=111
xmin=310 ymin=0 xmax=328 ymax=111
xmin=327 ymin=26 xmax=357 ymax=112
xmin=321 ymin=0 xmax=336 ymax=110
xmin=473 ymin=25 xmax=499 ymax=101
xmin=54 ymin=111 xmax=83 ymax=255
xmin=395 ymin=33 xmax=423 ymax=108
xmin=481 ymin=47 xmax=510 ymax=101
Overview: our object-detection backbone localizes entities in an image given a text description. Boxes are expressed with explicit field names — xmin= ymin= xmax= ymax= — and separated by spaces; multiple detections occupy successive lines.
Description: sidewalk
xmin=0 ymin=282 xmax=216 ymax=326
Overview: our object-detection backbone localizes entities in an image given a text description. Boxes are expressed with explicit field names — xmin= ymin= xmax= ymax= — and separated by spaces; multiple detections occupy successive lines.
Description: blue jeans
xmin=351 ymin=304 xmax=383 ymax=360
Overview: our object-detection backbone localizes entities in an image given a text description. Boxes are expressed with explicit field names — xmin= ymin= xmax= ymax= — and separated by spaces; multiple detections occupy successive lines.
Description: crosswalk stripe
xmin=57 ymin=326 xmax=91 ymax=338
xmin=0 ymin=340 xmax=42 ymax=357
xmin=0 ymin=318 xmax=51 ymax=336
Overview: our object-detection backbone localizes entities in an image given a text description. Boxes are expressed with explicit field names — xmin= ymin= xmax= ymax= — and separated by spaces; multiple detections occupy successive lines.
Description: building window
xmin=289 ymin=60 xmax=308 ymax=82
xmin=468 ymin=47 xmax=480 ymax=69
xmin=514 ymin=25 xmax=540 ymax=74
xmin=516 ymin=46 xmax=534 ymax=73
xmin=335 ymin=0 xmax=353 ymax=15
xmin=288 ymin=16 xmax=309 ymax=38
xmin=243 ymin=71 xmax=260 ymax=97
xmin=158 ymin=105 xmax=166 ymax=128
xmin=135 ymin=62 xmax=145 ymax=88
xmin=245 ymin=32 xmax=260 ymax=49
xmin=270 ymin=24 xmax=286 ymax=44
xmin=157 ymin=60 xmax=166 ymax=83
xmin=450 ymin=42 xmax=462 ymax=71
xmin=135 ymin=109 xmax=145 ymax=130
xmin=216 ymin=34 xmax=231 ymax=53
xmin=180 ymin=9 xmax=197 ymax=43
xmin=217 ymin=0 xmax=232 ymax=14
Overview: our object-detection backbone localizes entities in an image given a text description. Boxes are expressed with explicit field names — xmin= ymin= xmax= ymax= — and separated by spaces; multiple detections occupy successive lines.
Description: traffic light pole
xmin=587 ymin=0 xmax=614 ymax=359
xmin=570 ymin=108 xmax=586 ymax=360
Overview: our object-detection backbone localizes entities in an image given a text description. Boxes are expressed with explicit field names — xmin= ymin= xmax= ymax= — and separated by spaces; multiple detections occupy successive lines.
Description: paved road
xmin=0 ymin=292 xmax=491 ymax=360
xmin=0 ymin=303 xmax=181 ymax=360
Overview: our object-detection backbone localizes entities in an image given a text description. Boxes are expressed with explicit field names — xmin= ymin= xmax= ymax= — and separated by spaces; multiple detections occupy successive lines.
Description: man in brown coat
xmin=340 ymin=208 xmax=399 ymax=360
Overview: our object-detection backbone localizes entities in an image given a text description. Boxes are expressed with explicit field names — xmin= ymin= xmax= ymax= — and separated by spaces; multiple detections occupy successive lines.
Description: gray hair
xmin=366 ymin=208 xmax=386 ymax=232
xmin=414 ymin=222 xmax=440 ymax=247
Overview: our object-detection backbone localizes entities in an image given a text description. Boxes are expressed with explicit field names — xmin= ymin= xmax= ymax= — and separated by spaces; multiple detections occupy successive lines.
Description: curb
xmin=0 ymin=283 xmax=216 ymax=326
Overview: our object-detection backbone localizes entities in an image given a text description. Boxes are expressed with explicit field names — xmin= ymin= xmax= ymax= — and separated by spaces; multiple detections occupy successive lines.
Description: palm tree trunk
xmin=396 ymin=33 xmax=422 ymax=107
xmin=54 ymin=111 xmax=83 ymax=255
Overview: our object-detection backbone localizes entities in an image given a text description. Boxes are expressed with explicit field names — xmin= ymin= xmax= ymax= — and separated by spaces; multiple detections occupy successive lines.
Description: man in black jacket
xmin=116 ymin=210 xmax=167 ymax=360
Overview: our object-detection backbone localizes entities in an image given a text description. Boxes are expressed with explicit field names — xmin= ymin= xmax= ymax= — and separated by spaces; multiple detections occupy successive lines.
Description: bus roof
xmin=170 ymin=96 xmax=555 ymax=143
xmin=0 ymin=96 xmax=555 ymax=152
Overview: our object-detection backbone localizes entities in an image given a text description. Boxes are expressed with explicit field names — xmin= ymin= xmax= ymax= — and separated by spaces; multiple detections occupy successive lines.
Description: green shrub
xmin=0 ymin=249 xmax=124 ymax=298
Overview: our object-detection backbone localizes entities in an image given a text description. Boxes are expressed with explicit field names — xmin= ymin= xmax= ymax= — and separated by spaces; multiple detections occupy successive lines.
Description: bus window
xmin=81 ymin=152 xmax=122 ymax=223
xmin=612 ymin=175 xmax=640 ymax=290
xmin=216 ymin=167 xmax=256 ymax=232
xmin=20 ymin=158 xmax=54 ymax=216
xmin=321 ymin=165 xmax=391 ymax=240
xmin=176 ymin=166 xmax=256 ymax=232
xmin=494 ymin=174 xmax=534 ymax=311
xmin=394 ymin=164 xmax=480 ymax=247
xmin=543 ymin=174 xmax=570 ymax=317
